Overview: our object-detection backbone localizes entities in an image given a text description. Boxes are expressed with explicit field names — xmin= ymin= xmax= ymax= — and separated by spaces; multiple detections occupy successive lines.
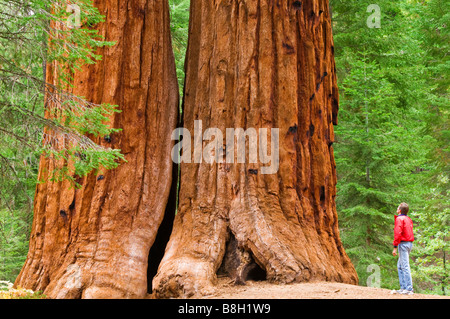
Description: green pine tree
xmin=331 ymin=0 xmax=437 ymax=289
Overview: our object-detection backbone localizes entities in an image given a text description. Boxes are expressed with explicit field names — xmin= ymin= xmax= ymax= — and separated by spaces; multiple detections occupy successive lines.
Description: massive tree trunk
xmin=153 ymin=0 xmax=358 ymax=298
xmin=15 ymin=0 xmax=179 ymax=298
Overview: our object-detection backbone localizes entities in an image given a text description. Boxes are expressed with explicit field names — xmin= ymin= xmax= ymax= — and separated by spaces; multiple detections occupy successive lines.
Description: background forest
xmin=0 ymin=0 xmax=448 ymax=295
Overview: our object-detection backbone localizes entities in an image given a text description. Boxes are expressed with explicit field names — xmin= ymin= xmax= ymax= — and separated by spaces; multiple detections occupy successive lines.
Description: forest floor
xmin=199 ymin=278 xmax=449 ymax=299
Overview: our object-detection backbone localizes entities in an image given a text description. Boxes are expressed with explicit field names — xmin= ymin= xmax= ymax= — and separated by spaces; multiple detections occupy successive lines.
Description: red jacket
xmin=393 ymin=214 xmax=414 ymax=247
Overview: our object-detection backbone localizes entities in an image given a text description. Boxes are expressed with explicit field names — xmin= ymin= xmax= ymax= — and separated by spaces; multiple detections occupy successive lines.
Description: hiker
xmin=391 ymin=202 xmax=415 ymax=295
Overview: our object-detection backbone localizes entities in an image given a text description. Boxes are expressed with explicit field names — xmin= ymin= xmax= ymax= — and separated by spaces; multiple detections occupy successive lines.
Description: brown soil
xmin=198 ymin=278 xmax=450 ymax=299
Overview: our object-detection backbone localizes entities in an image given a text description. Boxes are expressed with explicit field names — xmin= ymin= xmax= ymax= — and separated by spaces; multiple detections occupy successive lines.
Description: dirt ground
xmin=201 ymin=278 xmax=450 ymax=299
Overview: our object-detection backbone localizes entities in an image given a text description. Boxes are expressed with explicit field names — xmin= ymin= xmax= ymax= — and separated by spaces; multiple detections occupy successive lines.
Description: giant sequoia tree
xmin=15 ymin=0 xmax=179 ymax=298
xmin=16 ymin=0 xmax=357 ymax=299
xmin=153 ymin=0 xmax=357 ymax=298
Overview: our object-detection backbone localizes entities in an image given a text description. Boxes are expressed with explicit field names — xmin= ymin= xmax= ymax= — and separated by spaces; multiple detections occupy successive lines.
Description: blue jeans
xmin=397 ymin=242 xmax=413 ymax=291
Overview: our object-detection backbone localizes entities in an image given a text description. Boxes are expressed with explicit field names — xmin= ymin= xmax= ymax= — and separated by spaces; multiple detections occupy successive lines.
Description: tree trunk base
xmin=152 ymin=0 xmax=358 ymax=299
xmin=153 ymin=257 xmax=218 ymax=298
xmin=153 ymin=189 xmax=358 ymax=298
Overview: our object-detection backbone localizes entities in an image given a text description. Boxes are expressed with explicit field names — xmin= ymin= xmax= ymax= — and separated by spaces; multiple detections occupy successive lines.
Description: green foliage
xmin=48 ymin=1 xmax=113 ymax=76
xmin=331 ymin=0 xmax=449 ymax=294
xmin=0 ymin=210 xmax=30 ymax=283
xmin=169 ymin=0 xmax=189 ymax=102
xmin=412 ymin=0 xmax=449 ymax=295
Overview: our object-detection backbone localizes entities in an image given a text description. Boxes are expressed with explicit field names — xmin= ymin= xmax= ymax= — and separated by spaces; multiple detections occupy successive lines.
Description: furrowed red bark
xmin=153 ymin=0 xmax=357 ymax=298
xmin=15 ymin=0 xmax=179 ymax=299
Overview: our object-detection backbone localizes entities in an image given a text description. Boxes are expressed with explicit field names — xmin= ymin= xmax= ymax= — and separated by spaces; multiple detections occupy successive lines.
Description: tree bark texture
xmin=153 ymin=0 xmax=358 ymax=298
xmin=15 ymin=0 xmax=179 ymax=298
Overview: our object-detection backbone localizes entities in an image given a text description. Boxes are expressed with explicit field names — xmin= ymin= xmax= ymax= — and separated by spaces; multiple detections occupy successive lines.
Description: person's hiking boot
xmin=390 ymin=289 xmax=404 ymax=294
xmin=399 ymin=290 xmax=414 ymax=295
